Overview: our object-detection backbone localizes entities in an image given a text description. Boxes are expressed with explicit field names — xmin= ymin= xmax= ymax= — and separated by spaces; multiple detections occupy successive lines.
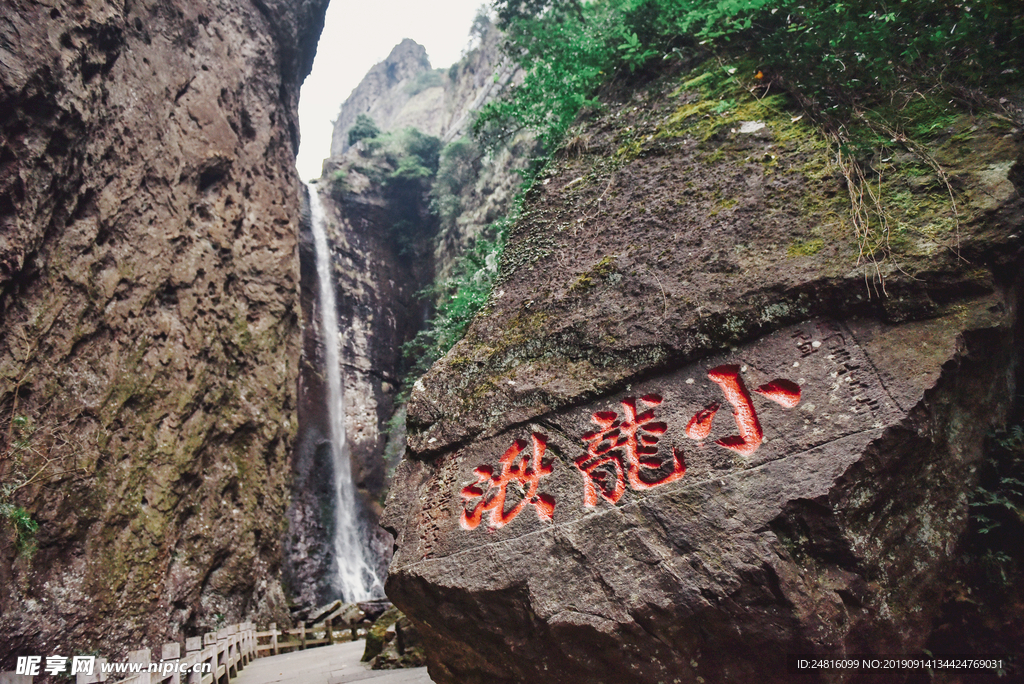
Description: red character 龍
xmin=575 ymin=394 xmax=687 ymax=506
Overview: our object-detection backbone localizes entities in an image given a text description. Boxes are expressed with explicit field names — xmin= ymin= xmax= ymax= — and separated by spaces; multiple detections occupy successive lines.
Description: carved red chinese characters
xmin=460 ymin=432 xmax=556 ymax=530
xmin=575 ymin=394 xmax=687 ymax=506
xmin=685 ymin=364 xmax=801 ymax=456
xmin=459 ymin=368 xmax=803 ymax=526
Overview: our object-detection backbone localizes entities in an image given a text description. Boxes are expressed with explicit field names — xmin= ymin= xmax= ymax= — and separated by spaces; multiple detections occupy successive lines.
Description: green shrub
xmin=430 ymin=138 xmax=481 ymax=233
xmin=399 ymin=128 xmax=442 ymax=175
xmin=355 ymin=127 xmax=443 ymax=189
xmin=478 ymin=0 xmax=1023 ymax=152
xmin=329 ymin=169 xmax=348 ymax=194
xmin=401 ymin=224 xmax=508 ymax=384
xmin=972 ymin=425 xmax=1024 ymax=536
xmin=0 ymin=501 xmax=39 ymax=556
xmin=348 ymin=114 xmax=381 ymax=147
xmin=389 ymin=156 xmax=434 ymax=183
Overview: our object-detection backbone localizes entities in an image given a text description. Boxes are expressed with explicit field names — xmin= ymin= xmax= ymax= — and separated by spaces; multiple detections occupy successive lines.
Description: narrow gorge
xmin=1 ymin=1 xmax=1022 ymax=683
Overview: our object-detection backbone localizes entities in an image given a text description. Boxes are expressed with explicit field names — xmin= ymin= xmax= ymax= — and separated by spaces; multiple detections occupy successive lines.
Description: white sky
xmin=296 ymin=0 xmax=488 ymax=181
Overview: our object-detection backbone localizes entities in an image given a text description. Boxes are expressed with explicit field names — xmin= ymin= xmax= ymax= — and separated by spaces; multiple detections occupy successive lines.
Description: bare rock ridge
xmin=382 ymin=63 xmax=1024 ymax=682
xmin=329 ymin=39 xmax=436 ymax=158
xmin=328 ymin=31 xmax=517 ymax=161
xmin=0 ymin=0 xmax=328 ymax=665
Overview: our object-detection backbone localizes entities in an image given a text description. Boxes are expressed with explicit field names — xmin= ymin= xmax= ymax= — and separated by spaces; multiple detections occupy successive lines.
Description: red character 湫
xmin=460 ymin=432 xmax=556 ymax=530
xmin=575 ymin=394 xmax=687 ymax=506
xmin=685 ymin=364 xmax=801 ymax=456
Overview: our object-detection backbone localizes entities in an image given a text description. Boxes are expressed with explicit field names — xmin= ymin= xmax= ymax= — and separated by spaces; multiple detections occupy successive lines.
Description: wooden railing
xmin=76 ymin=622 xmax=258 ymax=684
xmin=253 ymin=618 xmax=341 ymax=657
xmin=1 ymin=617 xmax=344 ymax=684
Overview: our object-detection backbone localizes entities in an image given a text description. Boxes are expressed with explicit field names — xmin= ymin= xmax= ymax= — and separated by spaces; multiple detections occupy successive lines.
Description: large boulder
xmin=382 ymin=64 xmax=1023 ymax=683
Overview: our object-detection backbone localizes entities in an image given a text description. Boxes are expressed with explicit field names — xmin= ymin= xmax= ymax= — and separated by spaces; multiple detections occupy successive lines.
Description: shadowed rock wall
xmin=382 ymin=64 xmax=1024 ymax=683
xmin=0 ymin=0 xmax=327 ymax=665
xmin=285 ymin=176 xmax=436 ymax=608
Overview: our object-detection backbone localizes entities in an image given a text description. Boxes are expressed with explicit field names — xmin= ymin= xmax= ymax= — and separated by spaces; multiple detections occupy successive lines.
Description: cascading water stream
xmin=307 ymin=181 xmax=383 ymax=602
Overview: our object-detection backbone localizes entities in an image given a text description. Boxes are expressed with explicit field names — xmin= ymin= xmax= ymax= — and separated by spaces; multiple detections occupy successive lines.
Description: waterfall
xmin=306 ymin=181 xmax=383 ymax=602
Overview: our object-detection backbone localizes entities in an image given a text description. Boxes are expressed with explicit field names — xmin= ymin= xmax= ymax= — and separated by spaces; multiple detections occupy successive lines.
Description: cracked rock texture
xmin=383 ymin=64 xmax=1024 ymax=683
xmin=0 ymin=0 xmax=327 ymax=666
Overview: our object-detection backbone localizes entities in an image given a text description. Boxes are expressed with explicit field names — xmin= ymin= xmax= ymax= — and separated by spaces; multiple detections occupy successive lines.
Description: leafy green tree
xmin=430 ymin=138 xmax=481 ymax=233
xmin=348 ymin=114 xmax=381 ymax=146
xmin=401 ymin=128 xmax=443 ymax=174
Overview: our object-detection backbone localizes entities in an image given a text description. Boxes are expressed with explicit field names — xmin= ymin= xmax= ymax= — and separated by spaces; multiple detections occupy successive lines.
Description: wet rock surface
xmin=383 ymin=67 xmax=1024 ymax=683
xmin=0 ymin=0 xmax=327 ymax=665
xmin=284 ymin=176 xmax=434 ymax=607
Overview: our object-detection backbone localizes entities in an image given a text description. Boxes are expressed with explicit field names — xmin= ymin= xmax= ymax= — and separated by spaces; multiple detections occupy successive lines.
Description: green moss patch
xmin=787 ymin=238 xmax=825 ymax=257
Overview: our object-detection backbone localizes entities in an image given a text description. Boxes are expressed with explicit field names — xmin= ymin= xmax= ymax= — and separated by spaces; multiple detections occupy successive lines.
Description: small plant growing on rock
xmin=348 ymin=114 xmax=381 ymax=147
xmin=0 ymin=499 xmax=39 ymax=556
xmin=971 ymin=425 xmax=1024 ymax=538
xmin=1 ymin=403 xmax=88 ymax=557
xmin=330 ymin=168 xmax=348 ymax=192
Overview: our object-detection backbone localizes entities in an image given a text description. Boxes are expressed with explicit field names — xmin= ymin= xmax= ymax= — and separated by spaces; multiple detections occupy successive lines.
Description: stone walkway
xmin=232 ymin=641 xmax=434 ymax=684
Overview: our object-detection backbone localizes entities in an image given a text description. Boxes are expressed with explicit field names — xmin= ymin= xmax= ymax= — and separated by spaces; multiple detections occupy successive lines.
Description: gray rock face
xmin=329 ymin=39 xmax=436 ymax=159
xmin=328 ymin=29 xmax=516 ymax=160
xmin=0 ymin=0 xmax=327 ymax=666
xmin=323 ymin=28 xmax=533 ymax=280
xmin=382 ymin=64 xmax=1024 ymax=682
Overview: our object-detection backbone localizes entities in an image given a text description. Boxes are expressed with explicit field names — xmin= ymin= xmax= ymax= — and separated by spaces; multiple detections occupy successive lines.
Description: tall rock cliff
xmin=284 ymin=171 xmax=435 ymax=609
xmin=328 ymin=28 xmax=516 ymax=161
xmin=326 ymin=28 xmax=528 ymax=279
xmin=0 ymin=0 xmax=327 ymax=665
xmin=285 ymin=26 xmax=530 ymax=610
xmin=328 ymin=39 xmax=437 ymax=159
xmin=382 ymin=60 xmax=1024 ymax=682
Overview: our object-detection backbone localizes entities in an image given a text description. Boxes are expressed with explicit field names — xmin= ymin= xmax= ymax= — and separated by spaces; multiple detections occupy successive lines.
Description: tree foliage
xmin=477 ymin=0 xmax=1023 ymax=151
xmin=430 ymin=138 xmax=481 ymax=234
xmin=357 ymin=127 xmax=442 ymax=186
xmin=348 ymin=113 xmax=382 ymax=146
